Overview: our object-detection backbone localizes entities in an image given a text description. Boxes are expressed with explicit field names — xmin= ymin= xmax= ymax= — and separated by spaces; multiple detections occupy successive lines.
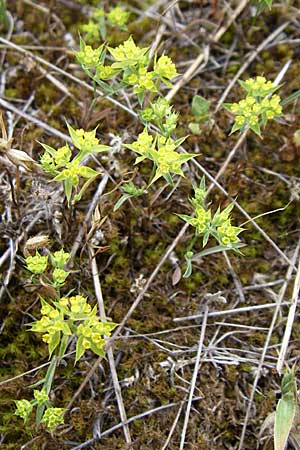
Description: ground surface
xmin=1 ymin=1 xmax=300 ymax=449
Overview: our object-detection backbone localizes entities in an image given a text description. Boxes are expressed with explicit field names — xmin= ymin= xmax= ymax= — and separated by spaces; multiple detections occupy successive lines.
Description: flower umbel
xmin=25 ymin=252 xmax=48 ymax=274
xmin=178 ymin=178 xmax=243 ymax=249
xmin=41 ymin=407 xmax=64 ymax=431
xmin=225 ymin=76 xmax=282 ymax=136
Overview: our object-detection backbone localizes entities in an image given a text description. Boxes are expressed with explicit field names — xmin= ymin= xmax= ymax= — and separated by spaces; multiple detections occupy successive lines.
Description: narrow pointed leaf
xmin=274 ymin=394 xmax=296 ymax=450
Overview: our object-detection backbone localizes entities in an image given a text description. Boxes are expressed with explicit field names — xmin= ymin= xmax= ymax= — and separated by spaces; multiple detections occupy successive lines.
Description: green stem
xmin=36 ymin=355 xmax=58 ymax=423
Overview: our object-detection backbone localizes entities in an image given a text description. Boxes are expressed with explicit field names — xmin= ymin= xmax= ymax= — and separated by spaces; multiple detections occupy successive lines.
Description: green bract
xmin=225 ymin=76 xmax=282 ymax=136
xmin=114 ymin=182 xmax=145 ymax=211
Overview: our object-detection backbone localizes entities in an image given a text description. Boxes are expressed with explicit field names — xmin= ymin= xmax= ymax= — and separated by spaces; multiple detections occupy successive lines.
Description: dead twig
xmin=89 ymin=245 xmax=132 ymax=445
xmin=179 ymin=306 xmax=209 ymax=450
xmin=166 ymin=0 xmax=249 ymax=101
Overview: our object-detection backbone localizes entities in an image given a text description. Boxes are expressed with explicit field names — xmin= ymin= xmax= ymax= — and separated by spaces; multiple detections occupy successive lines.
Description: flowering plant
xmin=225 ymin=76 xmax=282 ymax=136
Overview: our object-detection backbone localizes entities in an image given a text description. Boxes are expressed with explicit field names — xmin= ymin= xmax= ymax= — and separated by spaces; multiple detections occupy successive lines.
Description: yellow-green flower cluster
xmin=76 ymin=317 xmax=115 ymax=361
xmin=15 ymin=399 xmax=33 ymax=422
xmin=242 ymin=76 xmax=276 ymax=97
xmin=25 ymin=252 xmax=48 ymax=274
xmin=178 ymin=180 xmax=243 ymax=249
xmin=25 ymin=249 xmax=70 ymax=286
xmin=154 ymin=55 xmax=177 ymax=81
xmin=53 ymin=268 xmax=69 ymax=285
xmin=67 ymin=124 xmax=110 ymax=156
xmin=80 ymin=6 xmax=130 ymax=43
xmin=155 ymin=136 xmax=182 ymax=174
xmin=216 ymin=220 xmax=241 ymax=246
xmin=125 ymin=128 xmax=196 ymax=185
xmin=33 ymin=389 xmax=49 ymax=405
xmin=189 ymin=206 xmax=211 ymax=234
xmin=96 ymin=64 xmax=118 ymax=80
xmin=126 ymin=66 xmax=157 ymax=93
xmin=73 ymin=128 xmax=98 ymax=152
xmin=40 ymin=407 xmax=64 ymax=431
xmin=107 ymin=5 xmax=130 ymax=28
xmin=51 ymin=249 xmax=70 ymax=268
xmin=141 ymin=98 xmax=178 ymax=137
xmin=15 ymin=397 xmax=64 ymax=430
xmin=76 ymin=44 xmax=103 ymax=68
xmin=40 ymin=123 xmax=109 ymax=205
xmin=126 ymin=127 xmax=153 ymax=163
xmin=76 ymin=36 xmax=177 ymax=105
xmin=40 ymin=144 xmax=72 ymax=175
xmin=80 ymin=21 xmax=99 ymax=42
xmin=225 ymin=76 xmax=282 ymax=135
xmin=30 ymin=295 xmax=117 ymax=363
xmin=108 ymin=36 xmax=148 ymax=67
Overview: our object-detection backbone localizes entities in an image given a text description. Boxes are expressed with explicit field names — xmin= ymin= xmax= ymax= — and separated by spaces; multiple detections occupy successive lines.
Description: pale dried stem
xmin=0 ymin=37 xmax=138 ymax=118
xmin=161 ymin=403 xmax=183 ymax=450
xmin=69 ymin=174 xmax=109 ymax=265
xmin=179 ymin=306 xmax=209 ymax=450
xmin=166 ymin=0 xmax=249 ymax=102
xmin=0 ymin=97 xmax=72 ymax=142
xmin=89 ymin=246 xmax=132 ymax=445
xmin=277 ymin=251 xmax=300 ymax=373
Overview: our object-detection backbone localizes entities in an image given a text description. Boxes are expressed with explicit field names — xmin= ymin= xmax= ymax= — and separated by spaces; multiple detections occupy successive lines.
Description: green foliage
xmin=189 ymin=95 xmax=211 ymax=135
xmin=113 ymin=182 xmax=145 ymax=211
xmin=15 ymin=17 xmax=251 ymax=441
xmin=0 ymin=0 xmax=8 ymax=29
xmin=274 ymin=368 xmax=297 ymax=450
xmin=191 ymin=95 xmax=210 ymax=121
xmin=40 ymin=124 xmax=110 ymax=205
xmin=252 ymin=0 xmax=273 ymax=15
xmin=125 ymin=128 xmax=196 ymax=186
xmin=225 ymin=76 xmax=282 ymax=136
